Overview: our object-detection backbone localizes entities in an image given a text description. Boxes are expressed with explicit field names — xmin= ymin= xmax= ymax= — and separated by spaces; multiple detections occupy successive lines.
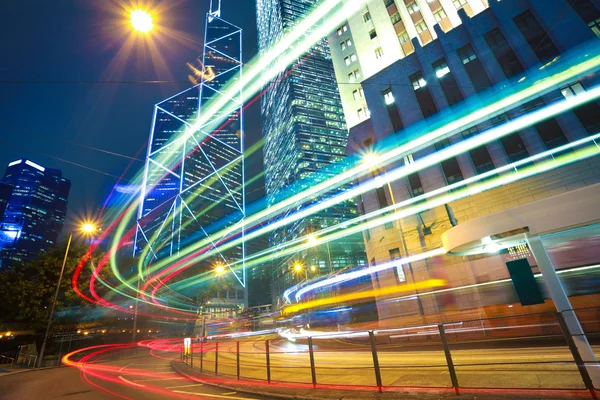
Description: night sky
xmin=0 ymin=0 xmax=263 ymax=231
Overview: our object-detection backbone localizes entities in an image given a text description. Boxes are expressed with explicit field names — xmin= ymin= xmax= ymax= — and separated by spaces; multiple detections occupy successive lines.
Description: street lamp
xmin=130 ymin=9 xmax=154 ymax=33
xmin=214 ymin=263 xmax=226 ymax=275
xmin=362 ymin=152 xmax=425 ymax=316
xmin=293 ymin=262 xmax=308 ymax=281
xmin=37 ymin=222 xmax=97 ymax=367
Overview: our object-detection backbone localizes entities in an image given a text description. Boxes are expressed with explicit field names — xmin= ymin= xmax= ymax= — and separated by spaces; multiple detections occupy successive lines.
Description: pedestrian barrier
xmin=181 ymin=306 xmax=600 ymax=398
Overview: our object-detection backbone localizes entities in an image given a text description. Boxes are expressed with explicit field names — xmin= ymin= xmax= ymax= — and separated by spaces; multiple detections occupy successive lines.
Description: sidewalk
xmin=171 ymin=361 xmax=595 ymax=400
xmin=0 ymin=365 xmax=60 ymax=377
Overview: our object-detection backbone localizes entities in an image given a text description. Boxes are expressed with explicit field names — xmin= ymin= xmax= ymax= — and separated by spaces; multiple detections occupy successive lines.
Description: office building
xmin=136 ymin=1 xmax=247 ymax=306
xmin=0 ymin=159 xmax=70 ymax=269
xmin=319 ymin=0 xmax=600 ymax=324
xmin=256 ymin=0 xmax=368 ymax=305
xmin=328 ymin=0 xmax=489 ymax=129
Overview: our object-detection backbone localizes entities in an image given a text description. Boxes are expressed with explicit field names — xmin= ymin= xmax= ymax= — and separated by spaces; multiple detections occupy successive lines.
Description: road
xmin=0 ymin=345 xmax=277 ymax=399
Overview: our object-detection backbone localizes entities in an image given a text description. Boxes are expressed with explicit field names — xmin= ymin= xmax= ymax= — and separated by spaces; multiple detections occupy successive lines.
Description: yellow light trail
xmin=282 ymin=279 xmax=447 ymax=315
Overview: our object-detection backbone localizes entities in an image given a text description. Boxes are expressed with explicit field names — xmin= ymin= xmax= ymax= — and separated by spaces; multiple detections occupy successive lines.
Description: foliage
xmin=0 ymin=242 xmax=104 ymax=330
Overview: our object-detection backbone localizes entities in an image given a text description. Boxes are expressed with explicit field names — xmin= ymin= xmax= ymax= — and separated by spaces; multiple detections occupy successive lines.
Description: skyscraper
xmin=0 ymin=159 xmax=70 ymax=269
xmin=256 ymin=0 xmax=367 ymax=302
xmin=135 ymin=1 xmax=247 ymax=305
xmin=327 ymin=0 xmax=488 ymax=129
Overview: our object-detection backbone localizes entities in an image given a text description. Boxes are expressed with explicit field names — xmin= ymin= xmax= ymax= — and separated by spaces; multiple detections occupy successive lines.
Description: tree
xmin=0 ymin=242 xmax=103 ymax=331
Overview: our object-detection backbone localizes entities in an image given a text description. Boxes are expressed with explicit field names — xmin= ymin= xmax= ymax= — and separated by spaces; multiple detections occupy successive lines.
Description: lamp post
xmin=363 ymin=153 xmax=425 ymax=316
xmin=37 ymin=223 xmax=97 ymax=368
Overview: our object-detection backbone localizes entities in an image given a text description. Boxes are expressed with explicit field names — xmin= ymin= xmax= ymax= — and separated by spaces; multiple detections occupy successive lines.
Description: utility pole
xmin=37 ymin=234 xmax=72 ymax=368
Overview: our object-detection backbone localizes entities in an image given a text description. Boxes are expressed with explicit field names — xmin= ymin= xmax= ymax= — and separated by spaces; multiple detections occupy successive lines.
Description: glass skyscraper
xmin=0 ymin=159 xmax=70 ymax=269
xmin=135 ymin=3 xmax=247 ymax=304
xmin=256 ymin=0 xmax=367 ymax=302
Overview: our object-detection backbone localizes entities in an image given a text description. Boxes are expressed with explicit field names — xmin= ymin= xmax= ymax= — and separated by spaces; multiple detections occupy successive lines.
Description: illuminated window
xmin=354 ymin=69 xmax=361 ymax=79
xmin=406 ymin=1 xmax=419 ymax=14
xmin=340 ymin=41 xmax=346 ymax=50
xmin=433 ymin=59 xmax=450 ymax=78
xmin=560 ymin=82 xmax=585 ymax=99
xmin=350 ymin=53 xmax=357 ymax=62
xmin=390 ymin=12 xmax=401 ymax=25
xmin=346 ymin=38 xmax=352 ymax=47
xmin=375 ymin=46 xmax=384 ymax=59
xmin=344 ymin=56 xmax=350 ymax=65
xmin=353 ymin=90 xmax=359 ymax=100
xmin=589 ymin=18 xmax=600 ymax=38
xmin=410 ymin=73 xmax=427 ymax=90
xmin=453 ymin=0 xmax=467 ymax=9
xmin=415 ymin=21 xmax=428 ymax=33
xmin=398 ymin=31 xmax=410 ymax=43
xmin=433 ymin=8 xmax=447 ymax=22
xmin=382 ymin=88 xmax=395 ymax=105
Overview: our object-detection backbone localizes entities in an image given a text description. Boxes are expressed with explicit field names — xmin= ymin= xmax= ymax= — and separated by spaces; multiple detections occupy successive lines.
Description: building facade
xmin=256 ymin=0 xmax=368 ymax=304
xmin=136 ymin=3 xmax=247 ymax=306
xmin=331 ymin=0 xmax=600 ymax=324
xmin=0 ymin=159 xmax=70 ymax=269
xmin=328 ymin=0 xmax=489 ymax=129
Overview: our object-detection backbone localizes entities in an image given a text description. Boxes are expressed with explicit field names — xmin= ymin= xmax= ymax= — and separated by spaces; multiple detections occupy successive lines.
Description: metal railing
xmin=181 ymin=307 xmax=600 ymax=398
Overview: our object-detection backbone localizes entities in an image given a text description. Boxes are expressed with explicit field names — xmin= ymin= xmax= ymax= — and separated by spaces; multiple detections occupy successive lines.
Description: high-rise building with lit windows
xmin=135 ymin=2 xmax=248 ymax=306
xmin=321 ymin=0 xmax=600 ymax=326
xmin=328 ymin=0 xmax=489 ymax=129
xmin=0 ymin=159 xmax=70 ymax=269
xmin=256 ymin=0 xmax=367 ymax=303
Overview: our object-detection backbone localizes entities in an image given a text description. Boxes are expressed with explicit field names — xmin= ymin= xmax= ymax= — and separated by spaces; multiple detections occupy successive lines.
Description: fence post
xmin=236 ymin=341 xmax=241 ymax=380
xmin=556 ymin=312 xmax=597 ymax=399
xmin=438 ymin=324 xmax=459 ymax=394
xmin=190 ymin=341 xmax=194 ymax=368
xmin=368 ymin=331 xmax=383 ymax=392
xmin=215 ymin=341 xmax=219 ymax=376
xmin=200 ymin=341 xmax=204 ymax=372
xmin=265 ymin=340 xmax=271 ymax=384
xmin=308 ymin=336 xmax=317 ymax=388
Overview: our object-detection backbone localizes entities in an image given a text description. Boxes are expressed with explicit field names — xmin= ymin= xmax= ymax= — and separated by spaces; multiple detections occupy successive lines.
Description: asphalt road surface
xmin=0 ymin=346 xmax=277 ymax=400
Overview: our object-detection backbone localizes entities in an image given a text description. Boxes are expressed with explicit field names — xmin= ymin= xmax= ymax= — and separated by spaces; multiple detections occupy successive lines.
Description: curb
xmin=171 ymin=361 xmax=342 ymax=400
xmin=0 ymin=365 xmax=62 ymax=377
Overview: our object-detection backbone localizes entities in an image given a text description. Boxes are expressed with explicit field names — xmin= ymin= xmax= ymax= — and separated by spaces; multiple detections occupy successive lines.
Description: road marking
xmin=221 ymin=392 xmax=237 ymax=395
xmin=118 ymin=376 xmax=146 ymax=387
xmin=134 ymin=377 xmax=186 ymax=382
xmin=166 ymin=383 xmax=204 ymax=389
xmin=173 ymin=391 xmax=257 ymax=400
xmin=118 ymin=363 xmax=132 ymax=372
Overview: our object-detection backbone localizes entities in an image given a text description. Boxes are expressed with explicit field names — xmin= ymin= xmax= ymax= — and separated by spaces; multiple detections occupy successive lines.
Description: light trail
xmin=123 ymin=8 xmax=600 ymax=299
xmin=144 ymin=87 xmax=600 ymax=296
xmin=71 ymin=0 xmax=600 ymax=319
xmin=281 ymin=279 xmax=447 ymax=315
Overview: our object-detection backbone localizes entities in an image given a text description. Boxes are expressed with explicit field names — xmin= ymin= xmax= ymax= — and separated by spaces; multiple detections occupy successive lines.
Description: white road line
xmin=221 ymin=392 xmax=237 ymax=395
xmin=172 ymin=391 xmax=257 ymax=400
xmin=134 ymin=377 xmax=186 ymax=382
xmin=124 ymin=371 xmax=176 ymax=375
xmin=118 ymin=376 xmax=146 ymax=387
xmin=166 ymin=383 xmax=204 ymax=389
xmin=118 ymin=363 xmax=132 ymax=373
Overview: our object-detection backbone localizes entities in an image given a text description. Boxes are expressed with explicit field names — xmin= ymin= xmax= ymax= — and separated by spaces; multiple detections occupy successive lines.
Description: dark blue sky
xmin=0 ymin=0 xmax=263 ymax=228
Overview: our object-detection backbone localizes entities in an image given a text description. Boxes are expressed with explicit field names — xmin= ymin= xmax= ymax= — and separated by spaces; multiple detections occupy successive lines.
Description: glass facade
xmin=0 ymin=160 xmax=70 ymax=269
xmin=136 ymin=7 xmax=247 ymax=299
xmin=256 ymin=0 xmax=367 ymax=303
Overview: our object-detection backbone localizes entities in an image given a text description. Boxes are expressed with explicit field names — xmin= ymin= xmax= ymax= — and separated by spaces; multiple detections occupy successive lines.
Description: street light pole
xmin=37 ymin=233 xmax=72 ymax=368
xmin=132 ymin=276 xmax=140 ymax=342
